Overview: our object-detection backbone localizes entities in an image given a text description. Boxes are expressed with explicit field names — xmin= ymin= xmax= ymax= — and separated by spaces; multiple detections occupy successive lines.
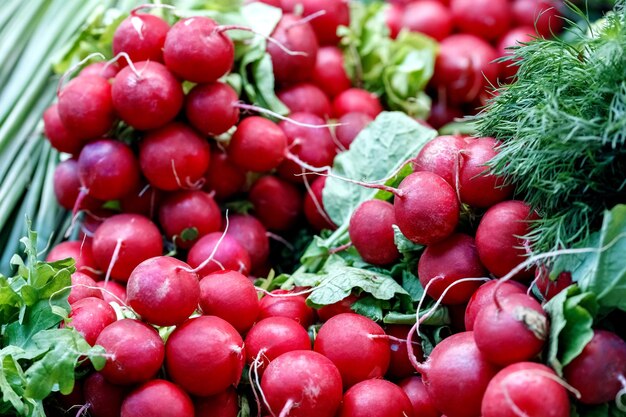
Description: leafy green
xmin=393 ymin=225 xmax=422 ymax=257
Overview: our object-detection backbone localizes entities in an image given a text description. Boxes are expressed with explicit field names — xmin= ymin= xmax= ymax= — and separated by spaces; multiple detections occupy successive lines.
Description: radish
xmin=402 ymin=0 xmax=453 ymax=41
xmin=43 ymin=104 xmax=83 ymax=155
xmin=204 ymin=148 xmax=247 ymax=200
xmin=534 ymin=269 xmax=572 ymax=301
xmin=224 ymin=214 xmax=270 ymax=271
xmin=158 ymin=190 xmax=221 ymax=249
xmin=113 ymin=12 xmax=169 ymax=65
xmin=474 ymin=293 xmax=548 ymax=366
xmin=139 ymin=122 xmax=211 ymax=191
xmin=512 ymin=0 xmax=563 ymax=38
xmin=127 ymin=256 xmax=200 ymax=326
xmin=165 ymin=316 xmax=245 ymax=396
xmin=164 ymin=17 xmax=234 ymax=83
xmin=349 ymin=199 xmax=400 ymax=266
xmin=497 ymin=27 xmax=535 ymax=81
xmin=228 ymin=117 xmax=287 ymax=172
xmin=475 ymin=200 xmax=536 ymax=280
xmin=337 ymin=379 xmax=415 ymax=417
xmin=277 ymin=83 xmax=332 ymax=118
xmin=316 ymin=294 xmax=358 ymax=321
xmin=427 ymin=100 xmax=463 ymax=130
xmin=415 ymin=331 xmax=500 ymax=417
xmin=482 ymin=362 xmax=569 ymax=417
xmin=65 ymin=297 xmax=116 ymax=346
xmin=563 ymin=329 xmax=626 ymax=405
xmin=53 ymin=159 xmax=81 ymax=210
xmin=57 ymin=384 xmax=84 ymax=412
xmin=413 ymin=135 xmax=467 ymax=187
xmin=96 ymin=280 xmax=127 ymax=304
xmin=335 ymin=112 xmax=373 ymax=150
xmin=92 ymin=213 xmax=163 ymax=281
xmin=77 ymin=139 xmax=140 ymax=201
xmin=450 ymin=0 xmax=511 ymax=41
xmin=185 ymin=82 xmax=240 ymax=136
xmin=314 ymin=313 xmax=390 ymax=387
xmin=303 ymin=176 xmax=336 ymax=231
xmin=417 ymin=233 xmax=487 ymax=305
xmin=281 ymin=0 xmax=350 ymax=45
xmin=78 ymin=208 xmax=116 ymax=244
xmin=398 ymin=376 xmax=440 ymax=417
xmin=194 ymin=388 xmax=238 ymax=417
xmin=83 ymin=372 xmax=127 ymax=417
xmin=112 ymin=61 xmax=184 ymax=130
xmin=46 ymin=240 xmax=100 ymax=279
xmin=258 ymin=289 xmax=315 ymax=327
xmin=68 ymin=272 xmax=102 ymax=304
xmin=260 ymin=350 xmax=343 ymax=417
xmin=244 ymin=317 xmax=311 ymax=368
xmin=199 ymin=270 xmax=260 ymax=333
xmin=187 ymin=232 xmax=252 ymax=277
xmin=311 ymin=46 xmax=351 ymax=98
xmin=386 ymin=3 xmax=403 ymax=39
xmin=119 ymin=181 xmax=162 ymax=218
xmin=386 ymin=324 xmax=423 ymax=380
xmin=332 ymin=88 xmax=383 ymax=118
xmin=57 ymin=75 xmax=116 ymax=140
xmin=464 ymin=280 xmax=526 ymax=331
xmin=96 ymin=318 xmax=165 ymax=385
xmin=458 ymin=137 xmax=513 ymax=208
xmin=249 ymin=176 xmax=303 ymax=231
xmin=121 ymin=379 xmax=194 ymax=417
xmin=79 ymin=62 xmax=120 ymax=79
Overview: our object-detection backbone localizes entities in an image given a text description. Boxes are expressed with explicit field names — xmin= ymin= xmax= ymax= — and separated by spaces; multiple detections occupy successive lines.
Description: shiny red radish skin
xmin=228 ymin=117 xmax=287 ymax=173
xmin=399 ymin=376 xmax=441 ymax=417
xmin=68 ymin=272 xmax=102 ymax=304
xmin=278 ymin=83 xmax=332 ymax=118
xmin=53 ymin=159 xmax=81 ymax=210
xmin=43 ymin=104 xmax=84 ymax=155
xmin=303 ymin=176 xmax=336 ymax=232
xmin=316 ymin=294 xmax=358 ymax=322
xmin=96 ymin=280 xmax=127 ymax=304
xmin=450 ymin=0 xmax=511 ymax=41
xmin=164 ymin=17 xmax=234 ymax=83
xmin=512 ymin=0 xmax=563 ymax=38
xmin=333 ymin=88 xmax=383 ymax=119
xmin=83 ymin=372 xmax=128 ymax=417
xmin=258 ymin=289 xmax=315 ymax=328
xmin=337 ymin=378 xmax=415 ymax=417
xmin=427 ymin=100 xmax=464 ymax=130
xmin=244 ymin=317 xmax=312 ymax=368
xmin=482 ymin=362 xmax=569 ymax=417
xmin=261 ymin=350 xmax=343 ymax=417
xmin=119 ymin=181 xmax=162 ymax=218
xmin=187 ymin=233 xmax=252 ymax=277
xmin=349 ymin=199 xmax=400 ymax=266
xmin=402 ymin=0 xmax=453 ymax=41
xmin=335 ymin=112 xmax=373 ymax=150
xmin=166 ymin=316 xmax=245 ymax=396
xmin=535 ymin=269 xmax=573 ymax=301
xmin=464 ymin=280 xmax=527 ymax=331
xmin=413 ymin=135 xmax=468 ymax=187
xmin=185 ymin=82 xmax=240 ymax=136
xmin=113 ymin=13 xmax=169 ymax=65
xmin=224 ymin=214 xmax=270 ymax=270
xmin=47 ymin=240 xmax=100 ymax=279
xmin=96 ymin=319 xmax=165 ymax=385
xmin=497 ymin=27 xmax=535 ymax=81
xmin=194 ymin=388 xmax=239 ymax=417
xmin=249 ymin=176 xmax=303 ymax=231
xmin=121 ymin=380 xmax=194 ymax=417
xmin=312 ymin=46 xmax=351 ymax=98
xmin=204 ymin=148 xmax=247 ymax=200
xmin=386 ymin=325 xmax=423 ymax=380
xmin=281 ymin=0 xmax=349 ymax=45
xmin=65 ymin=297 xmax=116 ymax=346
xmin=112 ymin=61 xmax=184 ymax=130
xmin=79 ymin=62 xmax=119 ymax=79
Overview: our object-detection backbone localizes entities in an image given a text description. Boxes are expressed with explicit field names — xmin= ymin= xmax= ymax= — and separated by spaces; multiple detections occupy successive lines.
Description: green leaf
xmin=351 ymin=296 xmax=387 ymax=321
xmin=383 ymin=307 xmax=449 ymax=326
xmin=180 ymin=227 xmax=199 ymax=242
xmin=0 ymin=276 xmax=21 ymax=323
xmin=400 ymin=269 xmax=424 ymax=303
xmin=323 ymin=112 xmax=437 ymax=225
xmin=393 ymin=225 xmax=422 ymax=256
xmin=4 ymin=300 xmax=65 ymax=349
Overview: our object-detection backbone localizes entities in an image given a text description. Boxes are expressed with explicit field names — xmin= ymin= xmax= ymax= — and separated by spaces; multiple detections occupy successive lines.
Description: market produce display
xmin=0 ymin=0 xmax=625 ymax=417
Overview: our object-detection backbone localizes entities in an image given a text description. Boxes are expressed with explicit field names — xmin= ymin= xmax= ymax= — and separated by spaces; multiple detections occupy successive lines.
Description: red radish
xmin=512 ymin=0 xmax=563 ymax=38
xmin=535 ymin=269 xmax=572 ymax=301
xmin=311 ymin=46 xmax=351 ymax=98
xmin=164 ymin=17 xmax=234 ymax=83
xmin=417 ymin=233 xmax=487 ymax=305
xmin=84 ymin=372 xmax=127 ymax=417
xmin=258 ymin=289 xmax=315 ymax=327
xmin=92 ymin=213 xmax=163 ymax=281
xmin=80 ymin=62 xmax=119 ymax=79
xmin=127 ymin=256 xmax=200 ymax=326
xmin=199 ymin=270 xmax=260 ymax=333
xmin=261 ymin=350 xmax=343 ymax=417
xmin=66 ymin=297 xmax=116 ymax=345
xmin=386 ymin=325 xmax=423 ymax=380
xmin=464 ymin=280 xmax=526 ymax=331
xmin=244 ymin=317 xmax=311 ymax=367
xmin=187 ymin=233 xmax=252 ymax=277
xmin=314 ymin=313 xmax=390 ymax=387
xmin=427 ymin=100 xmax=463 ymax=130
xmin=57 ymin=75 xmax=116 ymax=140
xmin=413 ymin=135 xmax=467 ymax=187
xmin=458 ymin=137 xmax=513 ymax=208
xmin=78 ymin=208 xmax=116 ymax=244
xmin=228 ymin=117 xmax=287 ymax=172
xmin=394 ymin=172 xmax=460 ymax=245
xmin=185 ymin=82 xmax=240 ymax=136
xmin=475 ymin=200 xmax=536 ymax=280
xmin=399 ymin=376 xmax=440 ymax=417
xmin=204 ymin=148 xmax=247 ymax=200
xmin=497 ymin=27 xmax=535 ymax=81
xmin=121 ymin=379 xmax=194 ymax=417
xmin=333 ymin=88 xmax=383 ymax=118
xmin=450 ymin=0 xmax=511 ymax=41
xmin=402 ymin=1 xmax=453 ymax=41
xmin=303 ymin=176 xmax=336 ymax=231
xmin=119 ymin=181 xmax=162 ymax=218
xmin=112 ymin=61 xmax=183 ymax=130
xmin=43 ymin=104 xmax=83 ymax=155
xmin=474 ymin=293 xmax=548 ymax=366
xmin=77 ymin=139 xmax=140 ymax=201
xmin=417 ymin=331 xmax=500 ymax=417
xmin=431 ymin=34 xmax=498 ymax=104
xmin=47 ymin=240 xmax=100 ymax=278
xmin=53 ymin=159 xmax=81 ymax=210
xmin=96 ymin=280 xmax=127 ymax=304
xmin=277 ymin=113 xmax=337 ymax=181
xmin=316 ymin=294 xmax=358 ymax=321
xmin=158 ymin=191 xmax=221 ymax=249
xmin=139 ymin=122 xmax=211 ymax=191
xmin=386 ymin=3 xmax=403 ymax=39
xmin=563 ymin=329 xmax=626 ymax=405
xmin=113 ymin=13 xmax=169 ymax=65
xmin=277 ymin=83 xmax=331 ymax=118
xmin=281 ymin=0 xmax=350 ymax=45
xmin=224 ymin=214 xmax=270 ymax=270
xmin=482 ymin=362 xmax=569 ymax=417
xmin=337 ymin=379 xmax=414 ymax=417
xmin=194 ymin=388 xmax=238 ymax=417
xmin=349 ymin=199 xmax=400 ymax=266
xmin=267 ymin=14 xmax=319 ymax=85
xmin=68 ymin=272 xmax=102 ymax=304
xmin=166 ymin=316 xmax=245 ymax=396
xmin=249 ymin=176 xmax=303 ymax=231
xmin=335 ymin=112 xmax=373 ymax=150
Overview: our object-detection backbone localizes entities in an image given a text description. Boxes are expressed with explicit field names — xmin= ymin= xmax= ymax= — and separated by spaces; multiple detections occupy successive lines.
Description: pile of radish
xmin=39 ymin=0 xmax=626 ymax=417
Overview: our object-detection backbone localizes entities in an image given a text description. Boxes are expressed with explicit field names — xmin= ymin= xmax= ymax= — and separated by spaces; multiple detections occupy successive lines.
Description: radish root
xmin=616 ymin=374 xmax=626 ymax=412
xmin=103 ymin=52 xmax=143 ymax=79
xmin=57 ymin=52 xmax=106 ymax=95
xmin=216 ymin=25 xmax=308 ymax=57
xmin=234 ymin=102 xmax=341 ymax=129
xmin=130 ymin=3 xmax=176 ymax=15
xmin=180 ymin=210 xmax=230 ymax=274
xmin=104 ymin=238 xmax=123 ymax=284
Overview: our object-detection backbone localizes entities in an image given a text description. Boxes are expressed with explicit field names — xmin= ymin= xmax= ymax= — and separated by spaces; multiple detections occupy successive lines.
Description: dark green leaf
xmin=180 ymin=227 xmax=199 ymax=242
xmin=4 ymin=300 xmax=65 ymax=349
xmin=351 ymin=296 xmax=386 ymax=321
xmin=400 ymin=269 xmax=423 ymax=302
xmin=0 ymin=277 xmax=21 ymax=323
xmin=393 ymin=225 xmax=423 ymax=256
